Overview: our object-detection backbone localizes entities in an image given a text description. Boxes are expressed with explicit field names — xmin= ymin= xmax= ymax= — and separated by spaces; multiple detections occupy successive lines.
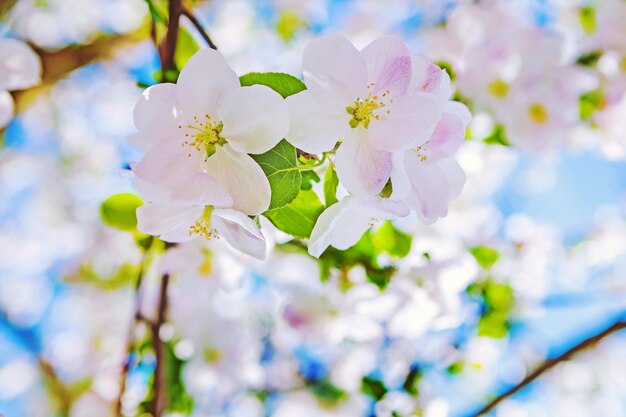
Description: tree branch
xmin=180 ymin=7 xmax=218 ymax=50
xmin=148 ymin=272 xmax=171 ymax=417
xmin=466 ymin=317 xmax=626 ymax=417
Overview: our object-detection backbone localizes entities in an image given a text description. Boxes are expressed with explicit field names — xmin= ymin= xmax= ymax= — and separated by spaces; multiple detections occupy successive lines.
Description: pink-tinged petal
xmin=390 ymin=151 xmax=411 ymax=200
xmin=360 ymin=36 xmax=412 ymax=96
xmin=403 ymin=154 xmax=466 ymax=224
xmin=133 ymin=83 xmax=181 ymax=144
xmin=408 ymin=56 xmax=451 ymax=101
xmin=445 ymin=101 xmax=472 ymax=126
xmin=369 ymin=92 xmax=441 ymax=151
xmin=420 ymin=107 xmax=467 ymax=163
xmin=212 ymin=208 xmax=266 ymax=259
xmin=205 ymin=145 xmax=271 ymax=215
xmin=218 ymin=84 xmax=288 ymax=154
xmin=136 ymin=203 xmax=202 ymax=242
xmin=308 ymin=195 xmax=409 ymax=258
xmin=0 ymin=39 xmax=41 ymax=91
xmin=286 ymin=90 xmax=350 ymax=154
xmin=134 ymin=139 xmax=197 ymax=197
xmin=0 ymin=91 xmax=15 ymax=129
xmin=302 ymin=35 xmax=367 ymax=101
xmin=334 ymin=127 xmax=392 ymax=195
xmin=176 ymin=49 xmax=240 ymax=117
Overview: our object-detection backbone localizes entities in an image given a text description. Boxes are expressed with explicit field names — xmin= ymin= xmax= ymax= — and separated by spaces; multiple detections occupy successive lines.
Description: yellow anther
xmin=346 ymin=93 xmax=387 ymax=128
xmin=189 ymin=206 xmax=217 ymax=240
xmin=528 ymin=103 xmax=549 ymax=124
xmin=180 ymin=114 xmax=226 ymax=159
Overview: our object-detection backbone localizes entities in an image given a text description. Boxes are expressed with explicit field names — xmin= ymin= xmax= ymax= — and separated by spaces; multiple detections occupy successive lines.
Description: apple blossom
xmin=286 ymin=34 xmax=442 ymax=195
xmin=308 ymin=195 xmax=409 ymax=258
xmin=137 ymin=203 xmax=267 ymax=259
xmin=0 ymin=38 xmax=41 ymax=128
xmin=132 ymin=48 xmax=289 ymax=215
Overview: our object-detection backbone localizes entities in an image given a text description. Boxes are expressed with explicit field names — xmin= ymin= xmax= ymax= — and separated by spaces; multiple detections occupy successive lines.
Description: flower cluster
xmin=133 ymin=35 xmax=469 ymax=259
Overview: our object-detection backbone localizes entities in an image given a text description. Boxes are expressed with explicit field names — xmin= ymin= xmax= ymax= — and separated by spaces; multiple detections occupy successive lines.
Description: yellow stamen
xmin=203 ymin=347 xmax=222 ymax=363
xmin=528 ymin=103 xmax=549 ymax=124
xmin=180 ymin=114 xmax=226 ymax=159
xmin=346 ymin=90 xmax=389 ymax=129
xmin=189 ymin=206 xmax=217 ymax=240
xmin=488 ymin=79 xmax=509 ymax=98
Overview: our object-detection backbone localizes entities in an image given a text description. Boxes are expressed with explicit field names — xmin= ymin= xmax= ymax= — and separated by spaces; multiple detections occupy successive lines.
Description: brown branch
xmin=467 ymin=317 xmax=626 ymax=417
xmin=180 ymin=7 xmax=218 ymax=50
xmin=158 ymin=0 xmax=183 ymax=77
xmin=149 ymin=272 xmax=171 ymax=417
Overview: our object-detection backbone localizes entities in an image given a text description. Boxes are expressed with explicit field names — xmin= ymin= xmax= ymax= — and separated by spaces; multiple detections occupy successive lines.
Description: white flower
xmin=286 ymin=35 xmax=442 ymax=195
xmin=132 ymin=48 xmax=289 ymax=215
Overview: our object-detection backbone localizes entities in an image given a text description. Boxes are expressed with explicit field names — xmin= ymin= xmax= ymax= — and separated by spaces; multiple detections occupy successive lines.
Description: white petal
xmin=205 ymin=145 xmax=271 ymax=215
xmin=445 ymin=101 xmax=471 ymax=126
xmin=0 ymin=91 xmax=15 ymax=129
xmin=0 ymin=39 xmax=41 ymax=91
xmin=408 ymin=56 xmax=452 ymax=101
xmin=403 ymin=154 xmax=466 ymax=224
xmin=136 ymin=203 xmax=202 ymax=242
xmin=302 ymin=34 xmax=367 ymax=101
xmin=420 ymin=109 xmax=466 ymax=163
xmin=390 ymin=151 xmax=411 ymax=200
xmin=286 ymin=90 xmax=349 ymax=154
xmin=369 ymin=92 xmax=441 ymax=151
xmin=334 ymin=128 xmax=392 ymax=195
xmin=133 ymin=139 xmax=232 ymax=206
xmin=218 ymin=84 xmax=288 ymax=154
xmin=308 ymin=195 xmax=409 ymax=258
xmin=176 ymin=49 xmax=240 ymax=117
xmin=133 ymin=83 xmax=181 ymax=144
xmin=213 ymin=208 xmax=266 ymax=259
xmin=360 ymin=36 xmax=412 ymax=96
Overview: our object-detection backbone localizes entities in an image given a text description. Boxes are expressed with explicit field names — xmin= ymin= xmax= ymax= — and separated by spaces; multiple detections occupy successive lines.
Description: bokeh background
xmin=1 ymin=0 xmax=626 ymax=416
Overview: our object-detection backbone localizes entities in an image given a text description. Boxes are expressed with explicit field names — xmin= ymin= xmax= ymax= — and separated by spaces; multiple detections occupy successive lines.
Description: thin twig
xmin=114 ymin=238 xmax=153 ymax=416
xmin=180 ymin=7 xmax=218 ymax=50
xmin=466 ymin=317 xmax=626 ymax=417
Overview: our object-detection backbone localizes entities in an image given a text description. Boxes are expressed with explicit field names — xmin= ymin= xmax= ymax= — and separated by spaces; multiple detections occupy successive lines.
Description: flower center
xmin=346 ymin=88 xmax=391 ymax=128
xmin=180 ymin=114 xmax=226 ymax=159
xmin=488 ymin=79 xmax=509 ymax=98
xmin=528 ymin=103 xmax=549 ymax=124
xmin=189 ymin=206 xmax=217 ymax=239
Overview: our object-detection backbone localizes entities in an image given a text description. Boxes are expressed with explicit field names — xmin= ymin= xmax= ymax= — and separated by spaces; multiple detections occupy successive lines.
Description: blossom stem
xmin=466 ymin=316 xmax=626 ymax=417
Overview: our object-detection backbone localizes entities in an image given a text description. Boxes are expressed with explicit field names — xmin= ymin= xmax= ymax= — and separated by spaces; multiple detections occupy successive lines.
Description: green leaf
xmin=361 ymin=376 xmax=388 ymax=401
xmin=478 ymin=310 xmax=509 ymax=338
xmin=252 ymin=139 xmax=302 ymax=210
xmin=301 ymin=170 xmax=320 ymax=190
xmin=310 ymin=379 xmax=347 ymax=404
xmin=100 ymin=193 xmax=143 ymax=231
xmin=264 ymin=189 xmax=324 ymax=238
xmin=579 ymin=5 xmax=596 ymax=35
xmin=323 ymin=164 xmax=339 ymax=206
xmin=370 ymin=221 xmax=412 ymax=258
xmin=239 ymin=72 xmax=306 ymax=98
xmin=483 ymin=124 xmax=510 ymax=146
xmin=469 ymin=245 xmax=500 ymax=269
xmin=174 ymin=27 xmax=200 ymax=71
xmin=576 ymin=50 xmax=602 ymax=67
xmin=402 ymin=366 xmax=422 ymax=395
xmin=579 ymin=90 xmax=603 ymax=121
